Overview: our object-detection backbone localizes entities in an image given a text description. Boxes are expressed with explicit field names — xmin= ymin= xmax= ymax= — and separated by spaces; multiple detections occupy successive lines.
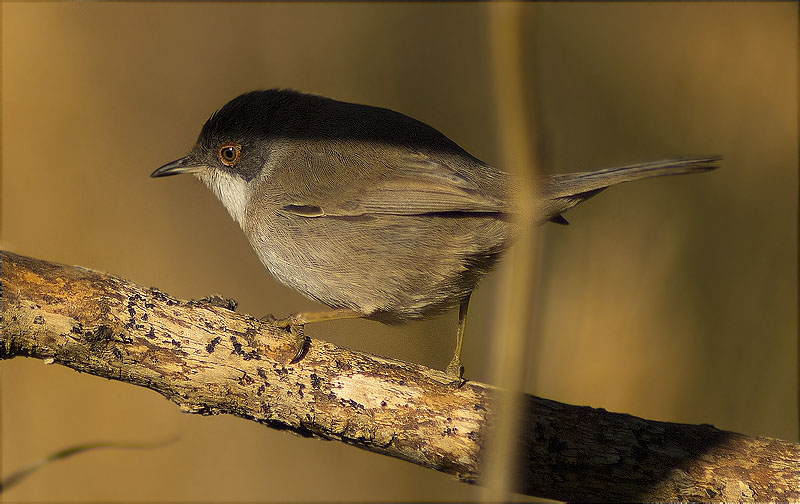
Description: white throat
xmin=196 ymin=170 xmax=250 ymax=228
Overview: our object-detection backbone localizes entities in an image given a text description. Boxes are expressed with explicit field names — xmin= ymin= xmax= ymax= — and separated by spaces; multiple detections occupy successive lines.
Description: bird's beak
xmin=151 ymin=156 xmax=205 ymax=178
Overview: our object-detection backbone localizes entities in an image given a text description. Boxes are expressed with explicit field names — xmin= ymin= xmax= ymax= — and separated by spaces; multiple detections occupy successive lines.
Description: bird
xmin=152 ymin=89 xmax=719 ymax=380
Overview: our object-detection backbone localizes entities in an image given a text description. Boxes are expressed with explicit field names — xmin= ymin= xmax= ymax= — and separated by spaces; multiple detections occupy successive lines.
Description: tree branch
xmin=1 ymin=251 xmax=797 ymax=502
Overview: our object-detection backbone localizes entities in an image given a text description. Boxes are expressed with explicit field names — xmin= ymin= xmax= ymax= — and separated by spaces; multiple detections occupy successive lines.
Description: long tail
xmin=537 ymin=156 xmax=721 ymax=224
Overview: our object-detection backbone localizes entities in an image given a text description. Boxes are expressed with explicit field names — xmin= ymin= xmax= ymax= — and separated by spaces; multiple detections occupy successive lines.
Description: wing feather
xmin=282 ymin=150 xmax=509 ymax=217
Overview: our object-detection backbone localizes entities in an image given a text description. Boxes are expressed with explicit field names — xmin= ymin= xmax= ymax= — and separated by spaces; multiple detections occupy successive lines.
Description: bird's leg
xmin=276 ymin=309 xmax=365 ymax=326
xmin=270 ymin=308 xmax=364 ymax=363
xmin=445 ymin=294 xmax=471 ymax=384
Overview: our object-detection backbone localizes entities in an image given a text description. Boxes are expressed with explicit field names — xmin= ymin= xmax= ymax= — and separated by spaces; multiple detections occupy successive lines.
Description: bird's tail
xmin=537 ymin=156 xmax=721 ymax=224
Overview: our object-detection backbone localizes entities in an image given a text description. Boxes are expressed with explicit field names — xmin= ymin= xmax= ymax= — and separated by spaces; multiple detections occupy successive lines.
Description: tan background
xmin=2 ymin=2 xmax=797 ymax=502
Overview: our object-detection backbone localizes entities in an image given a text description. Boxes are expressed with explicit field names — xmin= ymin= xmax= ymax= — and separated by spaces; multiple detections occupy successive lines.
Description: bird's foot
xmin=445 ymin=357 xmax=466 ymax=389
xmin=286 ymin=323 xmax=307 ymax=364
xmin=263 ymin=313 xmax=308 ymax=364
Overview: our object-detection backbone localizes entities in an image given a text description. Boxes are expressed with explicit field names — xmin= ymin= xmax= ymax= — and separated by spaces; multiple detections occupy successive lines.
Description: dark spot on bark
xmin=310 ymin=373 xmax=321 ymax=389
xmin=206 ymin=336 xmax=221 ymax=353
xmin=33 ymin=315 xmax=45 ymax=325
xmin=71 ymin=322 xmax=83 ymax=334
xmin=195 ymin=294 xmax=238 ymax=311
xmin=170 ymin=338 xmax=181 ymax=347
xmin=238 ymin=373 xmax=254 ymax=386
xmin=141 ymin=313 xmax=148 ymax=321
xmin=297 ymin=383 xmax=305 ymax=399
xmin=256 ymin=367 xmax=268 ymax=379
xmin=86 ymin=325 xmax=114 ymax=348
xmin=257 ymin=385 xmax=265 ymax=396
xmin=146 ymin=326 xmax=156 ymax=339
xmin=343 ymin=399 xmax=364 ymax=410
xmin=229 ymin=336 xmax=260 ymax=361
xmin=111 ymin=347 xmax=123 ymax=360
xmin=706 ymin=488 xmax=717 ymax=498
xmin=473 ymin=403 xmax=487 ymax=412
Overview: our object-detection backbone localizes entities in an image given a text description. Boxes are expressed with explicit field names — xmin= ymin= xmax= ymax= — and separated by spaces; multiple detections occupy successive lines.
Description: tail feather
xmin=538 ymin=156 xmax=720 ymax=222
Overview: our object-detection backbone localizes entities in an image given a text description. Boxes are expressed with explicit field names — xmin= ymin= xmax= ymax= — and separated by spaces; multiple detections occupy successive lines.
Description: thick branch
xmin=1 ymin=251 xmax=797 ymax=502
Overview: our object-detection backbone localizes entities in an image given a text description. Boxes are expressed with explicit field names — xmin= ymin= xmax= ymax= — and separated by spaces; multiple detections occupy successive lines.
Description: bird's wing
xmin=281 ymin=151 xmax=509 ymax=218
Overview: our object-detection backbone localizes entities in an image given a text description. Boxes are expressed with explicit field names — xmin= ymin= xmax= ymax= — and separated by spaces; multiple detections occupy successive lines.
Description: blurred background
xmin=2 ymin=2 xmax=796 ymax=501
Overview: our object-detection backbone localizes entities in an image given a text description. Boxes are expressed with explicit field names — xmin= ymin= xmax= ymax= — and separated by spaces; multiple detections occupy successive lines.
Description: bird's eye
xmin=217 ymin=143 xmax=241 ymax=167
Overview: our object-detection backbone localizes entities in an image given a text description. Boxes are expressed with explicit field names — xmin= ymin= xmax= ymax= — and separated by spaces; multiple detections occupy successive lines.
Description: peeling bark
xmin=1 ymin=251 xmax=797 ymax=502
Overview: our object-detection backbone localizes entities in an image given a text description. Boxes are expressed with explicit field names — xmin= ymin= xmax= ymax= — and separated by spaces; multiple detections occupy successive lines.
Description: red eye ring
xmin=217 ymin=143 xmax=242 ymax=167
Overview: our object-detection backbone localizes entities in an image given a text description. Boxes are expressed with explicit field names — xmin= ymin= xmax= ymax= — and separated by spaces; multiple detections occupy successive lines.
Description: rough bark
xmin=1 ymin=250 xmax=797 ymax=502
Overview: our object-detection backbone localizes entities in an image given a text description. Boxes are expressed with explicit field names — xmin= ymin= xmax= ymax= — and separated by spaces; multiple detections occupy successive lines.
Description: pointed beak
xmin=151 ymin=156 xmax=205 ymax=178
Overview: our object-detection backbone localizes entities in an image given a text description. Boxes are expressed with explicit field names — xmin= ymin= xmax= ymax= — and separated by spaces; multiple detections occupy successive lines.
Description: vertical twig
xmin=484 ymin=2 xmax=542 ymax=500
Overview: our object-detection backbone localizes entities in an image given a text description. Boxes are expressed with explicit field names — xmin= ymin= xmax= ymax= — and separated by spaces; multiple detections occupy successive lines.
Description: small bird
xmin=152 ymin=89 xmax=718 ymax=380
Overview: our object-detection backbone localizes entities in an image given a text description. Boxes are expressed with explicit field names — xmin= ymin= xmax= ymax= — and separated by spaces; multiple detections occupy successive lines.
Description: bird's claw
xmin=445 ymin=359 xmax=466 ymax=388
xmin=264 ymin=314 xmax=308 ymax=364
xmin=287 ymin=323 xmax=308 ymax=363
